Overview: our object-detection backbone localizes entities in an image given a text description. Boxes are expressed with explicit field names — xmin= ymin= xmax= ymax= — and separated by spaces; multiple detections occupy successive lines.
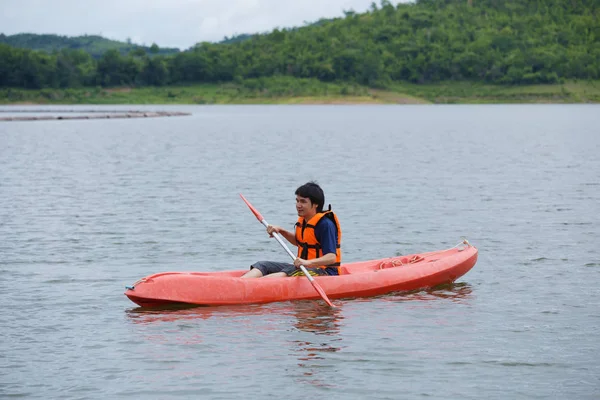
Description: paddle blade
xmin=310 ymin=280 xmax=336 ymax=308
xmin=299 ymin=266 xmax=336 ymax=307
xmin=239 ymin=194 xmax=265 ymax=222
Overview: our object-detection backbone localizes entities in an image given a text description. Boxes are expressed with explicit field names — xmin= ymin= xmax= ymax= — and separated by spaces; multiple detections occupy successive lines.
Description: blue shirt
xmin=313 ymin=217 xmax=339 ymax=275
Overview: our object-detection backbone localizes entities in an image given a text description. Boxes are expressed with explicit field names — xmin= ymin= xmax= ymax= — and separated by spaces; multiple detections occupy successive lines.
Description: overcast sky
xmin=1 ymin=0 xmax=411 ymax=50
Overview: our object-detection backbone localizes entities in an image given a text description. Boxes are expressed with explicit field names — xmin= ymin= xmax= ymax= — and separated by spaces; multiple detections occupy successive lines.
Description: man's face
xmin=296 ymin=195 xmax=317 ymax=218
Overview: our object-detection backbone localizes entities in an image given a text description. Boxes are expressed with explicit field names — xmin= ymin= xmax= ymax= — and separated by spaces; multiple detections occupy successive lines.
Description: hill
xmin=219 ymin=34 xmax=253 ymax=45
xmin=0 ymin=0 xmax=598 ymax=92
xmin=0 ymin=33 xmax=179 ymax=58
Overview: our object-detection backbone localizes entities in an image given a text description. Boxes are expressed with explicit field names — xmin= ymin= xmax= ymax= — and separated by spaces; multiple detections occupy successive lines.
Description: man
xmin=241 ymin=182 xmax=342 ymax=278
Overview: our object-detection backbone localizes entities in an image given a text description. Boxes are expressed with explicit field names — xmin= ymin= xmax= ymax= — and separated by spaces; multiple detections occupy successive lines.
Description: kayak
xmin=124 ymin=241 xmax=477 ymax=307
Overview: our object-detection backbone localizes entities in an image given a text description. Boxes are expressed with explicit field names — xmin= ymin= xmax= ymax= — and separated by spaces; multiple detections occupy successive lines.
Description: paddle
xmin=240 ymin=194 xmax=336 ymax=308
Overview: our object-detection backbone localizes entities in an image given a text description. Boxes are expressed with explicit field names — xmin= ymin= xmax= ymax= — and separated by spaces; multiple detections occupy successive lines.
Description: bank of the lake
xmin=1 ymin=80 xmax=599 ymax=105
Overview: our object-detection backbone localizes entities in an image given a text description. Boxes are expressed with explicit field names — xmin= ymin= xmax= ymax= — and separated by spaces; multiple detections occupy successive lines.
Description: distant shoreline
xmin=0 ymin=109 xmax=190 ymax=121
xmin=1 ymin=80 xmax=599 ymax=105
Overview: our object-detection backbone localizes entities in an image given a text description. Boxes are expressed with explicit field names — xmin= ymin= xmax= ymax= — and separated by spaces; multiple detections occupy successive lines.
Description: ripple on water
xmin=1 ymin=105 xmax=599 ymax=400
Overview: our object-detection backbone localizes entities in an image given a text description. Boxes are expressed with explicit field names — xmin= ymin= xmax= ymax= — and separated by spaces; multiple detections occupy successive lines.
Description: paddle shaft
xmin=240 ymin=194 xmax=336 ymax=307
xmin=256 ymin=218 xmax=316 ymax=283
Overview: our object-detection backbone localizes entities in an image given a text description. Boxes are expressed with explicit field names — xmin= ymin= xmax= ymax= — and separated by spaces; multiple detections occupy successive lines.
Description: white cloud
xmin=0 ymin=0 xmax=410 ymax=49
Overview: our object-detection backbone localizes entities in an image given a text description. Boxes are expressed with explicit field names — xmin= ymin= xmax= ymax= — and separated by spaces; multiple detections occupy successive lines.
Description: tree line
xmin=0 ymin=33 xmax=180 ymax=59
xmin=1 ymin=0 xmax=598 ymax=89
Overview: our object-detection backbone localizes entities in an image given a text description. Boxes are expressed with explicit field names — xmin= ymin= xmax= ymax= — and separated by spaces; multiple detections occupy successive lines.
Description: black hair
xmin=295 ymin=181 xmax=325 ymax=213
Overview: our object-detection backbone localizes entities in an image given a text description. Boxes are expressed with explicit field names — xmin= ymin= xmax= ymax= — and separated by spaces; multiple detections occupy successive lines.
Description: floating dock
xmin=0 ymin=110 xmax=190 ymax=121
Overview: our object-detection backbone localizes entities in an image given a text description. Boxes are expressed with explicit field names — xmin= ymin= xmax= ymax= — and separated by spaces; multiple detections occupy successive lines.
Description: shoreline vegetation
xmin=2 ymin=1 xmax=598 ymax=106
xmin=1 ymin=79 xmax=599 ymax=105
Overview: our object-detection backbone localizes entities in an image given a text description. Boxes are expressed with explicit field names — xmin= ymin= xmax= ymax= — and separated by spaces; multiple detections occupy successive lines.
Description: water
xmin=1 ymin=105 xmax=599 ymax=399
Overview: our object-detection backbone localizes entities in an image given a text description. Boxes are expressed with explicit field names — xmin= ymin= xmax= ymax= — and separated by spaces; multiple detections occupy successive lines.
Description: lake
xmin=1 ymin=104 xmax=599 ymax=399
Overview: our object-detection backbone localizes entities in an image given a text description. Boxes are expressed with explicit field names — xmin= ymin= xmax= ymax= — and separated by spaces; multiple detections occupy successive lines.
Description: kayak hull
xmin=125 ymin=243 xmax=478 ymax=307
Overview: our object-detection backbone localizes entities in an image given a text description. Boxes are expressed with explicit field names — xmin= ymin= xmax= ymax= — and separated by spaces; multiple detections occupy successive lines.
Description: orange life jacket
xmin=294 ymin=209 xmax=342 ymax=272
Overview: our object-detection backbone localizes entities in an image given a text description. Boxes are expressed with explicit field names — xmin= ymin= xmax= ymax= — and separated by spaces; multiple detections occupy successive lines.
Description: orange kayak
xmin=124 ymin=242 xmax=477 ymax=307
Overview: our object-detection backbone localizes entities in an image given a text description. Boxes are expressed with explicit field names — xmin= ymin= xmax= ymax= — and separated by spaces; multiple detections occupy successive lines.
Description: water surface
xmin=1 ymin=105 xmax=599 ymax=399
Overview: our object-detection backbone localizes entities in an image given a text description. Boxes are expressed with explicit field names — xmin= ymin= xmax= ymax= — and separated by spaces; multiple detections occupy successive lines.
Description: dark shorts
xmin=250 ymin=261 xmax=333 ymax=277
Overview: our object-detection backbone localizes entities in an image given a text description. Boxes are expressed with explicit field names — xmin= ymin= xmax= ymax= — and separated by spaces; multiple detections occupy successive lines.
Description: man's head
xmin=295 ymin=182 xmax=325 ymax=217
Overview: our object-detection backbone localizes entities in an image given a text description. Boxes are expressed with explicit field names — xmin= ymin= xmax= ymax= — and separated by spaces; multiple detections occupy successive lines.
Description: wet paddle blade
xmin=298 ymin=266 xmax=336 ymax=308
xmin=310 ymin=279 xmax=336 ymax=307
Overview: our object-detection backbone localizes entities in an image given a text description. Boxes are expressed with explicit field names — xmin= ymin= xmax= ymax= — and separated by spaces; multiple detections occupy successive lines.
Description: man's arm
xmin=267 ymin=225 xmax=297 ymax=246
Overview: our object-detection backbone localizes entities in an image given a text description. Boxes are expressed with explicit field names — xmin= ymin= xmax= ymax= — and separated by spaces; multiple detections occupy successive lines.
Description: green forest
xmin=0 ymin=33 xmax=180 ymax=59
xmin=0 ymin=0 xmax=598 ymax=103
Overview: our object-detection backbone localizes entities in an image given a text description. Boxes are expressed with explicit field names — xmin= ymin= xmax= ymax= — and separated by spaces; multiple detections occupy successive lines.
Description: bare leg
xmin=241 ymin=268 xmax=263 ymax=278
xmin=263 ymin=272 xmax=287 ymax=278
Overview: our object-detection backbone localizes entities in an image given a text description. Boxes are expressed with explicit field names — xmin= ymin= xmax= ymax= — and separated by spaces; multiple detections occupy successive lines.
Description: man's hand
xmin=265 ymin=225 xmax=297 ymax=247
xmin=266 ymin=224 xmax=283 ymax=237
xmin=294 ymin=257 xmax=310 ymax=268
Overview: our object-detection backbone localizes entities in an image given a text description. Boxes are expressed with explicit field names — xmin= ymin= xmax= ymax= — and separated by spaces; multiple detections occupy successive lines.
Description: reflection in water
xmin=287 ymin=302 xmax=344 ymax=389
xmin=125 ymin=303 xmax=268 ymax=325
xmin=123 ymin=285 xmax=472 ymax=388
xmin=292 ymin=301 xmax=343 ymax=336
xmin=355 ymin=282 xmax=474 ymax=305
xmin=287 ymin=283 xmax=472 ymax=388
xmin=125 ymin=301 xmax=346 ymax=388
xmin=125 ymin=283 xmax=472 ymax=327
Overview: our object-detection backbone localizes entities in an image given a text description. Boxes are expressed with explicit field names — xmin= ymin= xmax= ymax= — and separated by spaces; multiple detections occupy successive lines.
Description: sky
xmin=0 ymin=0 xmax=411 ymax=50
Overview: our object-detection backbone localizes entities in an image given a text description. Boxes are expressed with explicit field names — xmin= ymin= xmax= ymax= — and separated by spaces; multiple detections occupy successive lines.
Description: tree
xmin=1 ymin=0 xmax=600 ymax=89
xmin=141 ymin=56 xmax=168 ymax=85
